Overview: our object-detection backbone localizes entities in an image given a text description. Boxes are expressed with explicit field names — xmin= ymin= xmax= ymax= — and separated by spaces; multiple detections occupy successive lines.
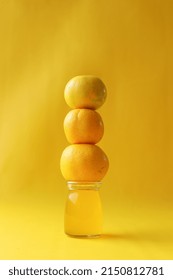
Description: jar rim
xmin=66 ymin=181 xmax=102 ymax=190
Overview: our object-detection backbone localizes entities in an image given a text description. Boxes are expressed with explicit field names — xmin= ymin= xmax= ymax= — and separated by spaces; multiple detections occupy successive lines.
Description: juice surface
xmin=65 ymin=189 xmax=102 ymax=237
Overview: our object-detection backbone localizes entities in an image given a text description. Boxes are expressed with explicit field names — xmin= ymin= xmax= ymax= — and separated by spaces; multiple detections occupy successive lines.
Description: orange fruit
xmin=64 ymin=109 xmax=104 ymax=144
xmin=64 ymin=75 xmax=107 ymax=110
xmin=60 ymin=144 xmax=109 ymax=182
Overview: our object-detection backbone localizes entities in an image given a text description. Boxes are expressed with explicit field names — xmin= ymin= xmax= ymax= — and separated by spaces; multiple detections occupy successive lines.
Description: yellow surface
xmin=0 ymin=191 xmax=172 ymax=259
xmin=0 ymin=0 xmax=173 ymax=259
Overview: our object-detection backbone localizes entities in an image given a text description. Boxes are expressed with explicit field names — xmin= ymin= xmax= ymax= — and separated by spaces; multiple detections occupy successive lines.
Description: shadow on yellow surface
xmin=102 ymin=231 xmax=173 ymax=244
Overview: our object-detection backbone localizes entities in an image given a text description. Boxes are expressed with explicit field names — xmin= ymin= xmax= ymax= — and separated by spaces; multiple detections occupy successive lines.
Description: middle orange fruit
xmin=64 ymin=108 xmax=104 ymax=144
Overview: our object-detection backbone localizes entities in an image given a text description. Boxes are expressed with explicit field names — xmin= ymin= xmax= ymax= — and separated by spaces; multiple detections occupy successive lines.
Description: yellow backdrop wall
xmin=0 ymin=0 xmax=173 ymax=260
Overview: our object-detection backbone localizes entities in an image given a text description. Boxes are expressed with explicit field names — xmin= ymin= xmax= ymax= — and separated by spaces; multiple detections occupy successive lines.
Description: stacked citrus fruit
xmin=60 ymin=75 xmax=109 ymax=182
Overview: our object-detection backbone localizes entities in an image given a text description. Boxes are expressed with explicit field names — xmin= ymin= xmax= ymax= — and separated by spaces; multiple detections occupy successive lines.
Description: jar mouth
xmin=66 ymin=181 xmax=102 ymax=190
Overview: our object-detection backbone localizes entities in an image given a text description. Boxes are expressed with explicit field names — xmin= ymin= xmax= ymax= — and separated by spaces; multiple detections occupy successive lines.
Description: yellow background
xmin=0 ymin=0 xmax=173 ymax=259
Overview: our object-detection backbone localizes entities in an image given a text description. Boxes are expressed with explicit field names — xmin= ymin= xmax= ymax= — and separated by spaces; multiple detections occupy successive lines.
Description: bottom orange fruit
xmin=60 ymin=144 xmax=109 ymax=182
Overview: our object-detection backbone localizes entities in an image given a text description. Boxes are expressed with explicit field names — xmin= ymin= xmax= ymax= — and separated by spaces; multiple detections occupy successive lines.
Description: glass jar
xmin=64 ymin=181 xmax=102 ymax=238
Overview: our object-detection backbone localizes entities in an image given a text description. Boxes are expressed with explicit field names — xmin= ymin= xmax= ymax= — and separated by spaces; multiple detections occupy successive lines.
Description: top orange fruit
xmin=64 ymin=75 xmax=107 ymax=110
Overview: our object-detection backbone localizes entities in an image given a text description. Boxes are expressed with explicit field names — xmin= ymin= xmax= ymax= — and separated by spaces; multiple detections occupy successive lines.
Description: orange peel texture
xmin=60 ymin=144 xmax=109 ymax=182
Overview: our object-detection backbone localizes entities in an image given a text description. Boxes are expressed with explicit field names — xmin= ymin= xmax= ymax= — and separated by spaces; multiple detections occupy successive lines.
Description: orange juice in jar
xmin=64 ymin=182 xmax=102 ymax=237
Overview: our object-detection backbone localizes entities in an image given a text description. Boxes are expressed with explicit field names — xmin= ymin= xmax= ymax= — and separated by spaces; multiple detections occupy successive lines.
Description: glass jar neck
xmin=67 ymin=181 xmax=102 ymax=190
